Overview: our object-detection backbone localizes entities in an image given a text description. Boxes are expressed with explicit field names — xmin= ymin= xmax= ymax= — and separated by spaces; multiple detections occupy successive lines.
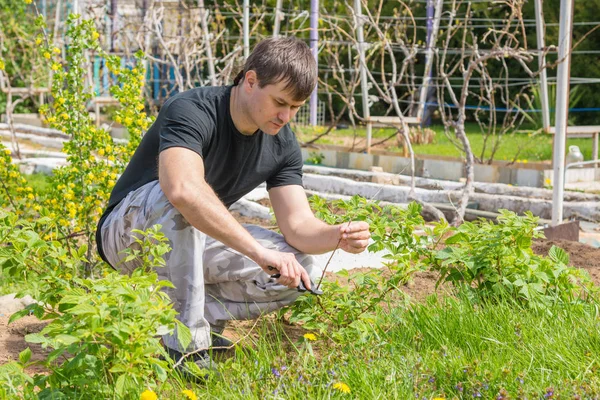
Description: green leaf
xmin=175 ymin=320 xmax=192 ymax=350
xmin=548 ymin=245 xmax=569 ymax=265
xmin=8 ymin=308 xmax=31 ymax=325
xmin=445 ymin=232 xmax=466 ymax=245
xmin=18 ymin=348 xmax=32 ymax=364
xmin=115 ymin=374 xmax=127 ymax=396
xmin=55 ymin=334 xmax=80 ymax=346
xmin=68 ymin=303 xmax=97 ymax=316
xmin=25 ymin=333 xmax=47 ymax=345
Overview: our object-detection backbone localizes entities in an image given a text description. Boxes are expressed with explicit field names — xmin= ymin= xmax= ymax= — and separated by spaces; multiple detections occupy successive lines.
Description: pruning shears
xmin=267 ymin=266 xmax=323 ymax=295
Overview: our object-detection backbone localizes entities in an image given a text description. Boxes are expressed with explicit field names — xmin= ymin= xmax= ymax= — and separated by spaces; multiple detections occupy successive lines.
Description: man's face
xmin=245 ymin=73 xmax=307 ymax=135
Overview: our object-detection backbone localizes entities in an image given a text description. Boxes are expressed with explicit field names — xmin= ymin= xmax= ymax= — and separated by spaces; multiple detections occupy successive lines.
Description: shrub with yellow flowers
xmin=0 ymin=8 xmax=185 ymax=400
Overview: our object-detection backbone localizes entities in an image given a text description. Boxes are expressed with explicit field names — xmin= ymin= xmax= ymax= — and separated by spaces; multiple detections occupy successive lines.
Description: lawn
xmin=155 ymin=292 xmax=600 ymax=399
xmin=294 ymin=123 xmax=597 ymax=163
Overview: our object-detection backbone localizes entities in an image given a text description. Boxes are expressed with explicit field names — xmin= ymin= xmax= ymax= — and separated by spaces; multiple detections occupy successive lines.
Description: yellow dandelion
xmin=43 ymin=51 xmax=51 ymax=59
xmin=140 ymin=390 xmax=158 ymax=400
xmin=303 ymin=333 xmax=317 ymax=341
xmin=332 ymin=382 xmax=351 ymax=394
xmin=181 ymin=390 xmax=197 ymax=400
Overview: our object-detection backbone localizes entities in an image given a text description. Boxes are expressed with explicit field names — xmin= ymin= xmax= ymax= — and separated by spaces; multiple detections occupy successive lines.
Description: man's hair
xmin=233 ymin=36 xmax=317 ymax=101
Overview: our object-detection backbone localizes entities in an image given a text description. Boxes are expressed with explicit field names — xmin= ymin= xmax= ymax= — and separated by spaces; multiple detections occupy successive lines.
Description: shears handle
xmin=267 ymin=266 xmax=323 ymax=295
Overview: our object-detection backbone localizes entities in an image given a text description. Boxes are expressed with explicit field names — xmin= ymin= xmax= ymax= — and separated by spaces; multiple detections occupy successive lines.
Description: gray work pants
xmin=100 ymin=180 xmax=321 ymax=352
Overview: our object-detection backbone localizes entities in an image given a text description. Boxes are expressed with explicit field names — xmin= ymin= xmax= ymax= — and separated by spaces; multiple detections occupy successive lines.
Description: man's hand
xmin=338 ymin=221 xmax=371 ymax=254
xmin=255 ymin=248 xmax=312 ymax=290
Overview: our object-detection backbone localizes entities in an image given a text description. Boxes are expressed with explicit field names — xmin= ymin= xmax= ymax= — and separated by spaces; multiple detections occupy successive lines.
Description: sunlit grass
xmin=294 ymin=123 xmax=596 ymax=163
xmin=156 ymin=289 xmax=600 ymax=399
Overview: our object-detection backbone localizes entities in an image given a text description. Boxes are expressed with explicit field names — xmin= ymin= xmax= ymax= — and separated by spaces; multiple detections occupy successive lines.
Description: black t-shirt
xmin=96 ymin=85 xmax=303 ymax=263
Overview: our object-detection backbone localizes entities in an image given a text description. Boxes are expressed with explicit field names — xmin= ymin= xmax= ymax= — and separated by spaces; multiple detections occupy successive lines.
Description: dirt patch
xmin=0 ymin=314 xmax=49 ymax=374
xmin=532 ymin=238 xmax=600 ymax=284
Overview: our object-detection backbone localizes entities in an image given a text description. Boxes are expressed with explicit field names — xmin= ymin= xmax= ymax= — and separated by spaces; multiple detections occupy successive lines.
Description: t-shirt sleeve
xmin=267 ymin=141 xmax=304 ymax=190
xmin=158 ymin=98 xmax=213 ymax=158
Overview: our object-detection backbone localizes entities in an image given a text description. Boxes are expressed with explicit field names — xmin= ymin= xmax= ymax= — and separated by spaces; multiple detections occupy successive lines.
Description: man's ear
xmin=244 ymin=70 xmax=258 ymax=91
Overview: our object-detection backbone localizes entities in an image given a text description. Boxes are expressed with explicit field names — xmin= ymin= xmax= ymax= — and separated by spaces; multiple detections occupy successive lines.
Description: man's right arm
xmin=158 ymin=146 xmax=311 ymax=289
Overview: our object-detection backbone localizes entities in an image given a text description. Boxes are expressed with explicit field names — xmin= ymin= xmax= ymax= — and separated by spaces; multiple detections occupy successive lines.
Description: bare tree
xmin=435 ymin=0 xmax=535 ymax=223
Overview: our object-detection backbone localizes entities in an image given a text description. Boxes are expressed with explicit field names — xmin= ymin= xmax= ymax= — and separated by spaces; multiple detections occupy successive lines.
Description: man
xmin=95 ymin=36 xmax=370 ymax=372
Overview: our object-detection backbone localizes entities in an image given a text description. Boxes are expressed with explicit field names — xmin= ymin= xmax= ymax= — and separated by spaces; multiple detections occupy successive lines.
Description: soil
xmin=2 ymin=232 xmax=600 ymax=374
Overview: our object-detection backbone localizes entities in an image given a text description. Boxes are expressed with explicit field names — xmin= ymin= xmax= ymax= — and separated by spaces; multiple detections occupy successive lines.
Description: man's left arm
xmin=269 ymin=185 xmax=371 ymax=255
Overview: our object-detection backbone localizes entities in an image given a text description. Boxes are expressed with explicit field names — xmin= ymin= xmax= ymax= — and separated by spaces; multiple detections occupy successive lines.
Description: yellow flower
xmin=24 ymin=0 xmax=32 ymax=4
xmin=97 ymin=148 xmax=105 ymax=156
xmin=332 ymin=382 xmax=351 ymax=394
xmin=3 ymin=148 xmax=11 ymax=155
xmin=181 ymin=390 xmax=197 ymax=400
xmin=433 ymin=398 xmax=446 ymax=400
xmin=140 ymin=390 xmax=157 ymax=400
xmin=57 ymin=97 xmax=65 ymax=105
xmin=0 ymin=60 xmax=4 ymax=71
xmin=35 ymin=38 xmax=43 ymax=45
xmin=43 ymin=51 xmax=51 ymax=59
xmin=27 ymin=193 xmax=34 ymax=200
xmin=136 ymin=103 xmax=145 ymax=111
xmin=53 ymin=47 xmax=60 ymax=54
xmin=92 ymin=31 xmax=100 ymax=40
xmin=51 ymin=63 xmax=61 ymax=71
xmin=303 ymin=333 xmax=317 ymax=341
xmin=545 ymin=178 xmax=551 ymax=185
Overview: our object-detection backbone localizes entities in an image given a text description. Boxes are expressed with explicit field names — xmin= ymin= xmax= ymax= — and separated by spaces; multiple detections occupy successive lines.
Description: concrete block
xmin=336 ymin=151 xmax=350 ymax=169
xmin=515 ymin=168 xmax=544 ymax=187
xmin=16 ymin=157 xmax=67 ymax=175
xmin=565 ymin=168 xmax=595 ymax=183
xmin=423 ymin=159 xmax=464 ymax=181
xmin=474 ymin=164 xmax=499 ymax=183
xmin=498 ymin=167 xmax=516 ymax=185
xmin=348 ymin=152 xmax=374 ymax=170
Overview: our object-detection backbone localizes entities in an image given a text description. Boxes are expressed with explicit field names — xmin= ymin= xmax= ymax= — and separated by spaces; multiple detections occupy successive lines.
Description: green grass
xmin=294 ymin=123 xmax=597 ymax=163
xmin=155 ymin=291 xmax=600 ymax=399
xmin=23 ymin=173 xmax=52 ymax=195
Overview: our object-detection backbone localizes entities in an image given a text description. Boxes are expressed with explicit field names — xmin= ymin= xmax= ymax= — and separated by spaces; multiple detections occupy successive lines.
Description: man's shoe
xmin=211 ymin=331 xmax=233 ymax=351
xmin=164 ymin=346 xmax=218 ymax=381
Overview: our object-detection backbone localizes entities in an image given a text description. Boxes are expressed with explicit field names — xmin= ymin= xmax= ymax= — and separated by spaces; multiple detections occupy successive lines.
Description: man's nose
xmin=278 ymin=108 xmax=291 ymax=124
